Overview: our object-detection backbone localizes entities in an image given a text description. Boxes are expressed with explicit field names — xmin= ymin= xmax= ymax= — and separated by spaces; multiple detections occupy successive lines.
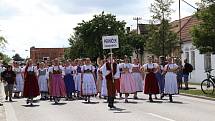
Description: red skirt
xmin=144 ymin=72 xmax=159 ymax=94
xmin=23 ymin=74 xmax=40 ymax=98
xmin=114 ymin=79 xmax=120 ymax=93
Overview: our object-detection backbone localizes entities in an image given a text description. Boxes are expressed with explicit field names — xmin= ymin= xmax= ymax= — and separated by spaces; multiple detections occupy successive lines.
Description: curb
xmin=180 ymin=93 xmax=215 ymax=101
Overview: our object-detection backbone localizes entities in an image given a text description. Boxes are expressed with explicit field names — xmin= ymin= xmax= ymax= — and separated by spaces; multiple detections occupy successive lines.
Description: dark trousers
xmin=106 ymin=79 xmax=116 ymax=107
xmin=108 ymin=96 xmax=114 ymax=107
xmin=4 ymin=84 xmax=14 ymax=98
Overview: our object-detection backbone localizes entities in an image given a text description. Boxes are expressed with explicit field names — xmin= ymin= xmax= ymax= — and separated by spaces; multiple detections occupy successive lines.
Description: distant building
xmin=30 ymin=47 xmax=65 ymax=63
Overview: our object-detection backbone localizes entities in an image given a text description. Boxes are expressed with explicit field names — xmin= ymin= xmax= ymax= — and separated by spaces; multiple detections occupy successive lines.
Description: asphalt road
xmin=3 ymin=94 xmax=215 ymax=121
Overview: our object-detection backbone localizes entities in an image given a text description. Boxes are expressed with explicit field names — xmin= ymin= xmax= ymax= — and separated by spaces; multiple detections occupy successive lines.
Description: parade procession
xmin=0 ymin=55 xmax=182 ymax=108
xmin=1 ymin=0 xmax=215 ymax=121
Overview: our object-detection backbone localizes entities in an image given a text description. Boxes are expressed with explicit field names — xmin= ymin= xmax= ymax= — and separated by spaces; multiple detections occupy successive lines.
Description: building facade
xmin=175 ymin=16 xmax=215 ymax=83
xmin=30 ymin=47 xmax=65 ymax=63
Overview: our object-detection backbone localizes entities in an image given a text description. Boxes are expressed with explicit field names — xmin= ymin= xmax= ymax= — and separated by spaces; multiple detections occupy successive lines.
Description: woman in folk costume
xmin=131 ymin=58 xmax=143 ymax=99
xmin=96 ymin=58 xmax=104 ymax=98
xmin=64 ymin=60 xmax=75 ymax=100
xmin=163 ymin=57 xmax=178 ymax=102
xmin=154 ymin=58 xmax=165 ymax=99
xmin=120 ymin=56 xmax=137 ymax=103
xmin=23 ymin=59 xmax=40 ymax=105
xmin=48 ymin=58 xmax=66 ymax=104
xmin=81 ymin=58 xmax=97 ymax=102
xmin=143 ymin=56 xmax=159 ymax=102
xmin=38 ymin=62 xmax=49 ymax=100
xmin=13 ymin=62 xmax=24 ymax=98
xmin=74 ymin=59 xmax=83 ymax=98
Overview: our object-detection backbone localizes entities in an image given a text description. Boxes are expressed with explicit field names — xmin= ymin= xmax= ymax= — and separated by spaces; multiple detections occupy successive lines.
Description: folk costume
xmin=143 ymin=63 xmax=159 ymax=102
xmin=131 ymin=63 xmax=143 ymax=99
xmin=155 ymin=63 xmax=165 ymax=98
xmin=164 ymin=63 xmax=178 ymax=102
xmin=13 ymin=66 xmax=24 ymax=96
xmin=49 ymin=66 xmax=66 ymax=103
xmin=23 ymin=66 xmax=40 ymax=105
xmin=81 ymin=65 xmax=97 ymax=102
xmin=120 ymin=63 xmax=137 ymax=102
xmin=38 ymin=68 xmax=49 ymax=100
xmin=101 ymin=62 xmax=120 ymax=108
xmin=64 ymin=66 xmax=75 ymax=99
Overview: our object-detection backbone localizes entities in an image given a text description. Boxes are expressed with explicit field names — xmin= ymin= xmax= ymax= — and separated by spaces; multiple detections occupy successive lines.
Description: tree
xmin=66 ymin=12 xmax=134 ymax=60
xmin=12 ymin=53 xmax=24 ymax=61
xmin=146 ymin=0 xmax=178 ymax=57
xmin=0 ymin=52 xmax=11 ymax=65
xmin=192 ymin=1 xmax=215 ymax=54
xmin=0 ymin=30 xmax=7 ymax=47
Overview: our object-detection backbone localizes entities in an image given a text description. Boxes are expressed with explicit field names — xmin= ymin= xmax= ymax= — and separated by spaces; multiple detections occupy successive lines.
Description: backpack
xmin=187 ymin=63 xmax=193 ymax=73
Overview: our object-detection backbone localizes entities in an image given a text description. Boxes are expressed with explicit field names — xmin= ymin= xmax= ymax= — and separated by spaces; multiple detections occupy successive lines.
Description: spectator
xmin=183 ymin=59 xmax=193 ymax=90
xmin=1 ymin=65 xmax=16 ymax=102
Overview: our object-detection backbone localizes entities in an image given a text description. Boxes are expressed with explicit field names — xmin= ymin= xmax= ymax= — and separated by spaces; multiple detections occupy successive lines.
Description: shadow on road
xmin=21 ymin=104 xmax=40 ymax=107
xmin=109 ymin=107 xmax=131 ymax=113
xmin=146 ymin=100 xmax=163 ymax=103
xmin=82 ymin=102 xmax=99 ymax=104
xmin=51 ymin=102 xmax=67 ymax=105
xmin=4 ymin=100 xmax=18 ymax=103
xmin=170 ymin=101 xmax=184 ymax=104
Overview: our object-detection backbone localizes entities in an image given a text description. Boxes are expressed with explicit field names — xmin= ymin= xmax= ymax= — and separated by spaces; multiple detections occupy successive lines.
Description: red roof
xmin=171 ymin=16 xmax=201 ymax=42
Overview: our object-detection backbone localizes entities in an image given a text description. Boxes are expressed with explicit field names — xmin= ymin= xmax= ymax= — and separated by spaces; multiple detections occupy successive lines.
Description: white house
xmin=177 ymin=16 xmax=215 ymax=83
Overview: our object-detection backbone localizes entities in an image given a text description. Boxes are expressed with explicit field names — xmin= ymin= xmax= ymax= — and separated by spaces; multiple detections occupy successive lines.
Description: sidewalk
xmin=0 ymin=105 xmax=6 ymax=121
xmin=180 ymin=84 xmax=215 ymax=101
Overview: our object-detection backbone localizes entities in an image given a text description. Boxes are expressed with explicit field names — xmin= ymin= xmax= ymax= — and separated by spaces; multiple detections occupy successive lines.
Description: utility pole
xmin=179 ymin=0 xmax=182 ymax=57
xmin=133 ymin=17 xmax=142 ymax=34
xmin=178 ymin=0 xmax=199 ymax=57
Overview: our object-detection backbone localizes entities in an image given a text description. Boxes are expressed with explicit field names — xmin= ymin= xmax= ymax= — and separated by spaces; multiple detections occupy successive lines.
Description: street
xmin=3 ymin=94 xmax=215 ymax=121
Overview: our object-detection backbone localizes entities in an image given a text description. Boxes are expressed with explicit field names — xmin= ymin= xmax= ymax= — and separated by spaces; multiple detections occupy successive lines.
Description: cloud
xmin=0 ymin=0 xmax=199 ymax=58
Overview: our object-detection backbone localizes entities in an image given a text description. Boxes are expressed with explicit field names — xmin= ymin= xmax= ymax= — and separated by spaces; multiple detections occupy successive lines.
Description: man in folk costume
xmin=101 ymin=54 xmax=120 ymax=109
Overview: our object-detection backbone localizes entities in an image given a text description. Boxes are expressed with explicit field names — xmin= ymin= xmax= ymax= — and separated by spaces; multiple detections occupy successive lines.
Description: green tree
xmin=66 ymin=12 xmax=134 ymax=60
xmin=146 ymin=0 xmax=178 ymax=57
xmin=192 ymin=1 xmax=215 ymax=54
xmin=0 ymin=52 xmax=11 ymax=65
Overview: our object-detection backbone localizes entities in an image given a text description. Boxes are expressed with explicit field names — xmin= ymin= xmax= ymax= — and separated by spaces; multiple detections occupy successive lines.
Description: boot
xmin=169 ymin=94 xmax=173 ymax=102
xmin=149 ymin=94 xmax=153 ymax=102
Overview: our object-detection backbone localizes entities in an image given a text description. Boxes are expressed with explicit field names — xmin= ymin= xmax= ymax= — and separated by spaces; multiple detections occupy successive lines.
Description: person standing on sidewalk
xmin=183 ymin=59 xmax=193 ymax=90
xmin=1 ymin=65 xmax=16 ymax=102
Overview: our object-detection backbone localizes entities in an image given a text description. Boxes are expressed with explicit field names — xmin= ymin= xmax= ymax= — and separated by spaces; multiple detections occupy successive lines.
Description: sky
xmin=0 ymin=0 xmax=201 ymax=58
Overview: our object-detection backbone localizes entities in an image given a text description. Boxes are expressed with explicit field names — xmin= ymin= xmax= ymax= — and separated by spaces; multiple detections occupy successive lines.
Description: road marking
xmin=4 ymin=103 xmax=18 ymax=121
xmin=146 ymin=113 xmax=176 ymax=121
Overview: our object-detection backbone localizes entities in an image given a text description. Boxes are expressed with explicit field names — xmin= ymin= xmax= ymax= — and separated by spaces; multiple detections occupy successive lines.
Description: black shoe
xmin=149 ymin=97 xmax=153 ymax=102
xmin=125 ymin=99 xmax=128 ymax=103
xmin=5 ymin=96 xmax=8 ymax=100
xmin=9 ymin=98 xmax=12 ymax=102
xmin=26 ymin=99 xmax=29 ymax=104
xmin=0 ymin=103 xmax=3 ymax=106
xmin=169 ymin=95 xmax=173 ymax=102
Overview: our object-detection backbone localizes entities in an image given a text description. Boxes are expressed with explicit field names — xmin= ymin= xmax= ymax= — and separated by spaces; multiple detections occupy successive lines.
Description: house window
xmin=185 ymin=52 xmax=189 ymax=63
xmin=191 ymin=51 xmax=195 ymax=70
xmin=204 ymin=53 xmax=211 ymax=71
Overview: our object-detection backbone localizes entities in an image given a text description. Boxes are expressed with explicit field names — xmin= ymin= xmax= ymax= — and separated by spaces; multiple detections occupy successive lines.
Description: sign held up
xmin=102 ymin=35 xmax=119 ymax=49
